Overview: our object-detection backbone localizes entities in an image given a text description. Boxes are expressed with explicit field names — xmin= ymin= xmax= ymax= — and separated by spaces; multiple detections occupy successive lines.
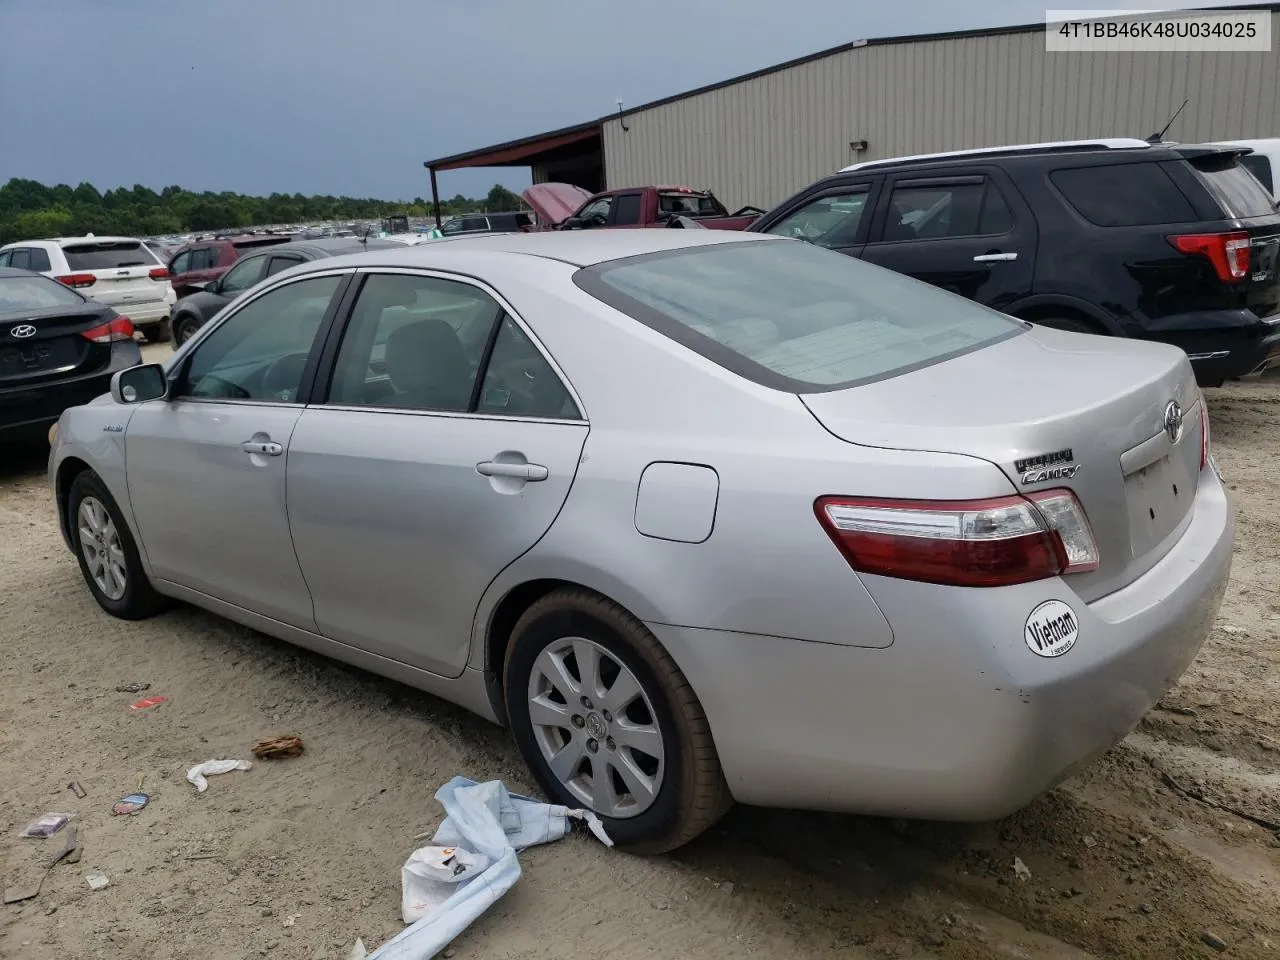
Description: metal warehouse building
xmin=425 ymin=6 xmax=1280 ymax=216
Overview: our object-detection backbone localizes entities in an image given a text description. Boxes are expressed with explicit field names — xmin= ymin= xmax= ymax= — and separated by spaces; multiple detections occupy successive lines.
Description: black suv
xmin=439 ymin=211 xmax=532 ymax=236
xmin=749 ymin=139 xmax=1280 ymax=386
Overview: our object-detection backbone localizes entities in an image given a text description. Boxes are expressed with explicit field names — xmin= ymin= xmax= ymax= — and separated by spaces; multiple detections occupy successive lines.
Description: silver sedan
xmin=49 ymin=230 xmax=1233 ymax=853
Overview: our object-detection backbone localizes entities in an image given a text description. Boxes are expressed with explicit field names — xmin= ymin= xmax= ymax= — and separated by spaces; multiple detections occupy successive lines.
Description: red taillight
xmin=81 ymin=316 xmax=135 ymax=343
xmin=815 ymin=490 xmax=1100 ymax=588
xmin=56 ymin=273 xmax=97 ymax=289
xmin=1168 ymin=231 xmax=1251 ymax=283
xmin=149 ymin=267 xmax=169 ymax=281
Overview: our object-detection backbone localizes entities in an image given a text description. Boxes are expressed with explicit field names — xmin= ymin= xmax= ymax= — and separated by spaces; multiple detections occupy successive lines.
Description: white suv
xmin=0 ymin=235 xmax=177 ymax=342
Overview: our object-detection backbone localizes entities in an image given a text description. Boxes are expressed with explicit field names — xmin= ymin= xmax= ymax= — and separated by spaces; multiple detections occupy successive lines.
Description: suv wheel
xmin=503 ymin=588 xmax=732 ymax=854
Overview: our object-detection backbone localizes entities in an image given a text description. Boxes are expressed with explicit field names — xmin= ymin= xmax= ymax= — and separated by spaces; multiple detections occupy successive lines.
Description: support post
xmin=429 ymin=165 xmax=442 ymax=228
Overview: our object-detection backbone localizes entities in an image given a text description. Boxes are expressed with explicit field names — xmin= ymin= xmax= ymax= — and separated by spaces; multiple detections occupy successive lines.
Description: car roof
xmin=242 ymin=237 xmax=401 ymax=257
xmin=1 ymin=235 xmax=145 ymax=249
xmin=298 ymin=228 xmax=777 ymax=271
xmin=839 ymin=138 xmax=1154 ymax=172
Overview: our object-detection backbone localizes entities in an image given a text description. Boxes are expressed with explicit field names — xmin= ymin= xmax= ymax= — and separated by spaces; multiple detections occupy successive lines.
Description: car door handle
xmin=973 ymin=252 xmax=1018 ymax=262
xmin=476 ymin=460 xmax=549 ymax=481
xmin=241 ymin=440 xmax=283 ymax=456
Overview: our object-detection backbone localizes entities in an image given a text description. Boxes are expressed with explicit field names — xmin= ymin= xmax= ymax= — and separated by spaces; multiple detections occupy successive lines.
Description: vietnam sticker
xmin=1024 ymin=600 xmax=1079 ymax=658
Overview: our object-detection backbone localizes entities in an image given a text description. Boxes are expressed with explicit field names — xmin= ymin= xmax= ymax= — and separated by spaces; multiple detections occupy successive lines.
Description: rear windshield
xmin=659 ymin=193 xmax=725 ymax=217
xmin=1238 ymin=153 xmax=1274 ymax=194
xmin=574 ymin=240 xmax=1022 ymax=392
xmin=0 ymin=274 xmax=85 ymax=309
xmin=62 ymin=241 xmax=159 ymax=269
xmin=1189 ymin=153 xmax=1277 ymax=219
xmin=1050 ymin=162 xmax=1197 ymax=226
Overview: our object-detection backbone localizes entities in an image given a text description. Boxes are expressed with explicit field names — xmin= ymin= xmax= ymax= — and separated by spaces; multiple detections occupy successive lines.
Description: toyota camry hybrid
xmin=48 ymin=229 xmax=1233 ymax=853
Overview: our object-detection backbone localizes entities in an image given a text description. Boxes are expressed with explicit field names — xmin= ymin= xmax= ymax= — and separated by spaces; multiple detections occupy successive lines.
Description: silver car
xmin=49 ymin=230 xmax=1233 ymax=853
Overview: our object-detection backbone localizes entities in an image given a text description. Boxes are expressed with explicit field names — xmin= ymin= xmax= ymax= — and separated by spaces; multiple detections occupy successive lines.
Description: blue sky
xmin=0 ymin=0 xmax=1247 ymax=201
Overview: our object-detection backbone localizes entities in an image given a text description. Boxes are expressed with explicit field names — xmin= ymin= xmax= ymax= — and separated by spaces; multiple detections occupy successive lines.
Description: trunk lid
xmin=0 ymin=304 xmax=114 ymax=386
xmin=60 ymin=240 xmax=167 ymax=311
xmin=801 ymin=326 xmax=1204 ymax=602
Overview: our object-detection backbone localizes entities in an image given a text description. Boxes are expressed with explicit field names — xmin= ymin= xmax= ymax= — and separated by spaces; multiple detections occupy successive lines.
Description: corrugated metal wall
xmin=601 ymin=21 xmax=1280 ymax=210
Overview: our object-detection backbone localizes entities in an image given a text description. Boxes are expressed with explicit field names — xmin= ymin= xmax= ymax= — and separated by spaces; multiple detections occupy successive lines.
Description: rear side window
xmin=62 ymin=241 xmax=159 ymax=269
xmin=1050 ymin=162 xmax=1196 ymax=227
xmin=1238 ymin=154 xmax=1274 ymax=194
xmin=612 ymin=194 xmax=644 ymax=225
xmin=576 ymin=240 xmax=1022 ymax=391
xmin=882 ymin=180 xmax=1013 ymax=241
xmin=658 ymin=193 xmax=722 ymax=216
xmin=9 ymin=249 xmax=32 ymax=270
xmin=1189 ymin=154 xmax=1277 ymax=218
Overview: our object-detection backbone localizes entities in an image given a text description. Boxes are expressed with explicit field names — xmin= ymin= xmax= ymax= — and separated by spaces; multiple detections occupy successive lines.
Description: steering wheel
xmin=260 ymin=352 xmax=310 ymax=402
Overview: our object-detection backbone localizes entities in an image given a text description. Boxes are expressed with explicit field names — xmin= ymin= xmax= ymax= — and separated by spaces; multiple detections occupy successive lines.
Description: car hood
xmin=521 ymin=183 xmax=593 ymax=226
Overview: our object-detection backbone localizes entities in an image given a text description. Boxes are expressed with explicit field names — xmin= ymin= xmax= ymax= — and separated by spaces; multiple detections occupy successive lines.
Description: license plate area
xmin=0 ymin=338 xmax=83 ymax=380
xmin=1125 ymin=453 xmax=1196 ymax=558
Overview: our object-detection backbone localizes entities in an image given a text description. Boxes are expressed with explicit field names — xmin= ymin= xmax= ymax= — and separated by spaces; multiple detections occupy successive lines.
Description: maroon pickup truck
xmin=522 ymin=183 xmax=762 ymax=231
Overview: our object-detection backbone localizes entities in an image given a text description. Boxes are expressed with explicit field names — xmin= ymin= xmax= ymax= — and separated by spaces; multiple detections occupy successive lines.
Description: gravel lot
xmin=2 ymin=344 xmax=1278 ymax=960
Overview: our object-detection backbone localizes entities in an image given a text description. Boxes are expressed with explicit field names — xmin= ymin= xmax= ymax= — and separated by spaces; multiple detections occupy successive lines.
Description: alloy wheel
xmin=527 ymin=636 xmax=665 ymax=818
xmin=78 ymin=496 xmax=128 ymax=601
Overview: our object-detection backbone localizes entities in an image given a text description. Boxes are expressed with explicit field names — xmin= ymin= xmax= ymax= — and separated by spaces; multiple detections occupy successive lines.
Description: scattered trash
xmin=115 ymin=682 xmax=151 ymax=694
xmin=1140 ymin=902 xmax=1154 ymax=914
xmin=129 ymin=695 xmax=168 ymax=711
xmin=186 ymin=758 xmax=252 ymax=793
xmin=253 ymin=735 xmax=305 ymax=760
xmin=1201 ymin=931 xmax=1229 ymax=952
xmin=347 ymin=939 xmax=367 ymax=960
xmin=84 ymin=870 xmax=110 ymax=891
xmin=367 ymin=777 xmax=612 ymax=960
xmin=112 ymin=793 xmax=150 ymax=816
xmin=283 ymin=913 xmax=301 ymax=927
xmin=1081 ymin=835 xmax=1097 ymax=848
xmin=718 ymin=881 xmax=735 ymax=895
xmin=1219 ymin=625 xmax=1246 ymax=636
xmin=20 ymin=813 xmax=73 ymax=839
xmin=1012 ymin=857 xmax=1032 ymax=881
xmin=67 ymin=781 xmax=87 ymax=799
xmin=3 ymin=827 xmax=78 ymax=903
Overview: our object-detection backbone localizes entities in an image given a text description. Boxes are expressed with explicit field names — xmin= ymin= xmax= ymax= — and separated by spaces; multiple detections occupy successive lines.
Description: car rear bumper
xmin=1159 ymin=318 xmax=1280 ymax=384
xmin=648 ymin=466 xmax=1233 ymax=819
xmin=0 ymin=343 xmax=140 ymax=439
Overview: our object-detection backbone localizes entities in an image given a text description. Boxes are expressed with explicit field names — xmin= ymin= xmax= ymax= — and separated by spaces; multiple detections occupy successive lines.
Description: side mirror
xmin=561 ymin=216 xmax=582 ymax=230
xmin=110 ymin=363 xmax=168 ymax=404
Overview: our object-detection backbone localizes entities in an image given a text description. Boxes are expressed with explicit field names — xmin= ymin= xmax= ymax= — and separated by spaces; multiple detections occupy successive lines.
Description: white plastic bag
xmin=186 ymin=758 xmax=252 ymax=793
xmin=367 ymin=777 xmax=611 ymax=960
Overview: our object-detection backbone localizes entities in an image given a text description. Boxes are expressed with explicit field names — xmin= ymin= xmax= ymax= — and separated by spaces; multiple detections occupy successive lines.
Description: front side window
xmin=218 ymin=254 xmax=268 ymax=295
xmin=764 ymin=190 xmax=870 ymax=247
xmin=0 ymin=250 xmax=10 ymax=266
xmin=577 ymin=197 xmax=612 ymax=226
xmin=170 ymin=251 xmax=191 ymax=275
xmin=575 ymin=240 xmax=1022 ymax=391
xmin=881 ymin=180 xmax=1012 ymax=242
xmin=183 ymin=274 xmax=341 ymax=403
xmin=327 ymin=273 xmax=502 ymax=411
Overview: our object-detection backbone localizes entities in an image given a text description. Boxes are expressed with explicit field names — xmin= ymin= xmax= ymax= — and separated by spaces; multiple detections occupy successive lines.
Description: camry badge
xmin=1164 ymin=400 xmax=1184 ymax=444
xmin=1016 ymin=447 xmax=1082 ymax=485
xmin=9 ymin=323 xmax=37 ymax=339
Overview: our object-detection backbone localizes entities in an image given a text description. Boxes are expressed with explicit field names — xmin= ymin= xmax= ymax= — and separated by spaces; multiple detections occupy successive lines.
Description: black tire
xmin=1028 ymin=315 xmax=1098 ymax=335
xmin=68 ymin=471 xmax=169 ymax=620
xmin=503 ymin=588 xmax=732 ymax=854
xmin=173 ymin=314 xmax=201 ymax=345
xmin=139 ymin=321 xmax=170 ymax=343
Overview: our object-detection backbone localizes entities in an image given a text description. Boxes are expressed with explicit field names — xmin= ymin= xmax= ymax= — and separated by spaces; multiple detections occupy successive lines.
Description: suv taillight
xmin=56 ymin=273 xmax=97 ymax=289
xmin=149 ymin=267 xmax=169 ymax=281
xmin=81 ymin=316 xmax=135 ymax=343
xmin=815 ymin=490 xmax=1100 ymax=588
xmin=1168 ymin=231 xmax=1251 ymax=283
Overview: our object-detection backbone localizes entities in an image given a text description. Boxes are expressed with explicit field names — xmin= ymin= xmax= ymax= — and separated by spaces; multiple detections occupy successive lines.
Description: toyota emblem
xmin=1163 ymin=400 xmax=1184 ymax=444
xmin=9 ymin=323 xmax=37 ymax=339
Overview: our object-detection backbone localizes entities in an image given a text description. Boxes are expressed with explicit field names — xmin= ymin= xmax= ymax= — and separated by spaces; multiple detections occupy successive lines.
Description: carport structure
xmin=422 ymin=120 xmax=603 ymax=226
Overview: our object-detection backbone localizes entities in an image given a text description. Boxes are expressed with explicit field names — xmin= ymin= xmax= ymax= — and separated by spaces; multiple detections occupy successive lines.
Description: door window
xmin=170 ymin=251 xmax=191 ymax=275
xmin=577 ymin=197 xmax=612 ymax=226
xmin=882 ymin=180 xmax=1016 ymax=242
xmin=9 ymin=249 xmax=32 ymax=270
xmin=266 ymin=255 xmax=305 ymax=277
xmin=475 ymin=316 xmax=580 ymax=419
xmin=181 ymin=274 xmax=342 ymax=403
xmin=327 ymin=273 xmax=502 ymax=411
xmin=26 ymin=248 xmax=52 ymax=272
xmin=188 ymin=247 xmax=217 ymax=270
xmin=218 ymin=254 xmax=268 ymax=295
xmin=763 ymin=189 xmax=870 ymax=247
xmin=612 ymin=193 xmax=644 ymax=225
xmin=0 ymin=250 xmax=10 ymax=266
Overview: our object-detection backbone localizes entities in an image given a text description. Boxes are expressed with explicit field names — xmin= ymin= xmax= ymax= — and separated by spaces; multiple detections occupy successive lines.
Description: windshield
xmin=0 ymin=274 xmax=86 ymax=309
xmin=574 ymin=239 xmax=1022 ymax=392
xmin=1189 ymin=154 xmax=1277 ymax=219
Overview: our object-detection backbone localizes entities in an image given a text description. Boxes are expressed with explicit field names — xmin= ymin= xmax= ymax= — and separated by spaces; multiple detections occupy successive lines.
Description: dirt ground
xmin=2 ymin=346 xmax=1279 ymax=960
